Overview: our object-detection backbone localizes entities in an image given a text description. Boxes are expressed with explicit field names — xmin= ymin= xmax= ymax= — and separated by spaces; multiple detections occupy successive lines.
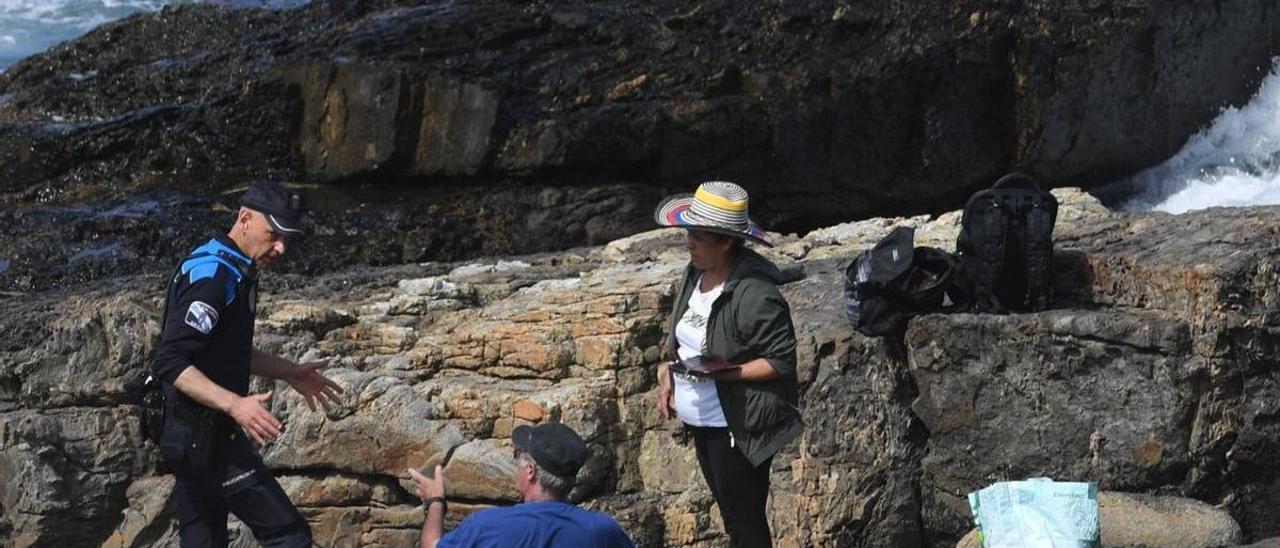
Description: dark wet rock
xmin=1 ymin=1 xmax=1278 ymax=285
xmin=0 ymin=181 xmax=662 ymax=292
xmin=1237 ymin=538 xmax=1280 ymax=548
xmin=909 ymin=309 xmax=1201 ymax=539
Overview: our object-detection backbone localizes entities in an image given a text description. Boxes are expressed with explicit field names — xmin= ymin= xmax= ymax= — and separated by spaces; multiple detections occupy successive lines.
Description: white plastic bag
xmin=968 ymin=478 xmax=1100 ymax=548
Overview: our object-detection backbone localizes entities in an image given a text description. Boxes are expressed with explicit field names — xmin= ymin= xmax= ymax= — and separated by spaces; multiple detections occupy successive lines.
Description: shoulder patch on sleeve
xmin=184 ymin=301 xmax=220 ymax=334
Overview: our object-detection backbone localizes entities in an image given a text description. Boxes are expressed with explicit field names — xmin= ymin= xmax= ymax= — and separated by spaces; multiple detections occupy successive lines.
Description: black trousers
xmin=689 ymin=425 xmax=773 ymax=548
xmin=172 ymin=433 xmax=312 ymax=548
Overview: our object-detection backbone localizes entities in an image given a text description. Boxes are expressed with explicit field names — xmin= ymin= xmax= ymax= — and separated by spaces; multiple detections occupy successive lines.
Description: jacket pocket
xmin=742 ymin=384 xmax=795 ymax=432
xmin=158 ymin=413 xmax=215 ymax=470
xmin=158 ymin=418 xmax=190 ymax=468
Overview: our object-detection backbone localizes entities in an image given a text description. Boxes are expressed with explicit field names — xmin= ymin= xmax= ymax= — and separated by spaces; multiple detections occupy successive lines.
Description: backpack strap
xmin=970 ymin=194 xmax=1010 ymax=313
xmin=992 ymin=172 xmax=1042 ymax=191
xmin=1022 ymin=194 xmax=1056 ymax=311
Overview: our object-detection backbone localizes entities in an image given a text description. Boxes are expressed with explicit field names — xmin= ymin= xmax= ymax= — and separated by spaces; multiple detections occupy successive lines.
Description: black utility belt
xmin=161 ymin=395 xmax=236 ymax=470
xmin=169 ymin=398 xmax=218 ymax=423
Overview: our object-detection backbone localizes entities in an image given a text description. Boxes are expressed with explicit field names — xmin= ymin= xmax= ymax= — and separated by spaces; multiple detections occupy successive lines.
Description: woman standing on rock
xmin=654 ymin=181 xmax=802 ymax=548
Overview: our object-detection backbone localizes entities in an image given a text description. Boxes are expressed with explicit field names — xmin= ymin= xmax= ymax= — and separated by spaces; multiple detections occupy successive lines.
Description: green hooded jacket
xmin=666 ymin=247 xmax=802 ymax=467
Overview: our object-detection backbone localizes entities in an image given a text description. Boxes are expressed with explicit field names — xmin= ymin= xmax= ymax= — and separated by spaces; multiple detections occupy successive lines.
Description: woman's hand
xmin=656 ymin=362 xmax=675 ymax=420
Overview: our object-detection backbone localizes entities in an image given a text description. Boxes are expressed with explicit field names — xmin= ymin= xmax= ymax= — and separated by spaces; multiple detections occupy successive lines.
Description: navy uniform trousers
xmin=169 ymin=425 xmax=312 ymax=548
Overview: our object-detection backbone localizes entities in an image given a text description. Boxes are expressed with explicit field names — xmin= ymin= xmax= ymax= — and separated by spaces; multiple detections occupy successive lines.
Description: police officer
xmin=152 ymin=181 xmax=344 ymax=547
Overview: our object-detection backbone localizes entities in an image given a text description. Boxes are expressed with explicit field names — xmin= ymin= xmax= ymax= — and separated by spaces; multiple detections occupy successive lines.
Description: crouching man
xmin=408 ymin=422 xmax=635 ymax=548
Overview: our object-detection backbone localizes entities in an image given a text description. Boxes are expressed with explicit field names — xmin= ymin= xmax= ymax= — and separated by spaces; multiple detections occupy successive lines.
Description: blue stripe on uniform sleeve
xmin=184 ymin=258 xmax=239 ymax=306
xmin=188 ymin=262 xmax=219 ymax=285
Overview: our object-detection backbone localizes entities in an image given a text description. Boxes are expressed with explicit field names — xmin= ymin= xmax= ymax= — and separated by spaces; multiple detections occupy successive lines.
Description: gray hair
xmin=518 ymin=453 xmax=575 ymax=499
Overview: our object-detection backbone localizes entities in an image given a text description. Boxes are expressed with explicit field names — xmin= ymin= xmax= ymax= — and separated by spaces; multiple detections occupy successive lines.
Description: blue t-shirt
xmin=437 ymin=501 xmax=635 ymax=548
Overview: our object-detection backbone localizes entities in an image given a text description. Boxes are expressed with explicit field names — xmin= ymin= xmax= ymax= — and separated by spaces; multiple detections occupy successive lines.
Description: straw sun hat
xmin=653 ymin=181 xmax=772 ymax=246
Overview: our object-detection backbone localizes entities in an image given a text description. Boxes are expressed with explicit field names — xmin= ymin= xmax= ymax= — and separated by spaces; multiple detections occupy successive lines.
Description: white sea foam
xmin=0 ymin=1 xmax=307 ymax=70
xmin=0 ymin=0 xmax=192 ymax=70
xmin=1117 ymin=57 xmax=1280 ymax=214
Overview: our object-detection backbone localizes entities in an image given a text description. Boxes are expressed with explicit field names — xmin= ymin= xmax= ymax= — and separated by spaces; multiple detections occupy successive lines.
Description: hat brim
xmin=242 ymin=195 xmax=307 ymax=238
xmin=654 ymin=194 xmax=773 ymax=247
xmin=264 ymin=212 xmax=306 ymax=238
xmin=511 ymin=424 xmax=534 ymax=453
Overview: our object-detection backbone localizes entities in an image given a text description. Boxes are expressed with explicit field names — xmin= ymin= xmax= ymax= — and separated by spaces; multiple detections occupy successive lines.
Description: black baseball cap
xmin=512 ymin=422 xmax=588 ymax=479
xmin=240 ymin=181 xmax=307 ymax=237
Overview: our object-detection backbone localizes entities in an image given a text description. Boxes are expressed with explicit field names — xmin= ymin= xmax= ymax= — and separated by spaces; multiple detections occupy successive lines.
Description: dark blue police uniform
xmin=153 ymin=235 xmax=312 ymax=548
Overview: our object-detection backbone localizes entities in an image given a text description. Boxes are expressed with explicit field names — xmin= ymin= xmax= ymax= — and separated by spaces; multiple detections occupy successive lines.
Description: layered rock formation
xmin=4 ymin=189 xmax=1280 ymax=547
xmin=3 ymin=0 xmax=1280 ymax=290
xmin=4 ymin=2 xmax=1280 ymax=545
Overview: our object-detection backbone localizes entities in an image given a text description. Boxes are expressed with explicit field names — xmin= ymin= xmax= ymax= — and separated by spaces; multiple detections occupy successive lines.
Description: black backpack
xmin=954 ymin=172 xmax=1057 ymax=313
xmin=844 ymin=226 xmax=958 ymax=336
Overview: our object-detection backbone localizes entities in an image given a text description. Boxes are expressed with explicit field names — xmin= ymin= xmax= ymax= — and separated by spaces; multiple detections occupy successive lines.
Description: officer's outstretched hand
xmin=407 ymin=465 xmax=446 ymax=502
xmin=285 ymin=359 xmax=345 ymax=412
xmin=229 ymin=391 xmax=282 ymax=446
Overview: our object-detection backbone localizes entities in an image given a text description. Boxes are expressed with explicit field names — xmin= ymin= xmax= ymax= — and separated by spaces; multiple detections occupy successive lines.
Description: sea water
xmin=1113 ymin=57 xmax=1280 ymax=213
xmin=0 ymin=0 xmax=307 ymax=70
xmin=0 ymin=1 xmax=190 ymax=69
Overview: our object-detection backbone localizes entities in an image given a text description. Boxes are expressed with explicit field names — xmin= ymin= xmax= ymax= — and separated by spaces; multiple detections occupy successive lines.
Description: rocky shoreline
xmin=4 ymin=1 xmax=1280 ymax=546
xmin=4 ymin=0 xmax=1280 ymax=293
xmin=5 ymin=189 xmax=1280 ymax=546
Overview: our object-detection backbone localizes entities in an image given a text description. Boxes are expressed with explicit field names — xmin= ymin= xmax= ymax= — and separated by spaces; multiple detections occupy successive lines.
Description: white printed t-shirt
xmin=672 ymin=276 xmax=727 ymax=427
